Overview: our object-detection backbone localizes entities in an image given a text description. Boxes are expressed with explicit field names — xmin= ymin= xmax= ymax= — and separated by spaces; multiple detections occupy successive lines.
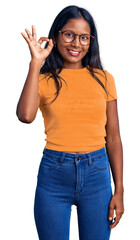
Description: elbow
xmin=16 ymin=104 xmax=37 ymax=123
xmin=16 ymin=113 xmax=34 ymax=123
xmin=16 ymin=108 xmax=35 ymax=123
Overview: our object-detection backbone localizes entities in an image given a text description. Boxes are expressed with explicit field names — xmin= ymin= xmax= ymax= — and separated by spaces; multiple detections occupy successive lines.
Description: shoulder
xmin=92 ymin=68 xmax=107 ymax=84
xmin=93 ymin=69 xmax=115 ymax=84
xmin=103 ymin=70 xmax=114 ymax=80
xmin=93 ymin=68 xmax=111 ymax=76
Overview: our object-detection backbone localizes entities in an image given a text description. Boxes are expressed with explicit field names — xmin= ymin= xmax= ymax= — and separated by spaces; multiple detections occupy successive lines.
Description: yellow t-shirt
xmin=38 ymin=66 xmax=118 ymax=151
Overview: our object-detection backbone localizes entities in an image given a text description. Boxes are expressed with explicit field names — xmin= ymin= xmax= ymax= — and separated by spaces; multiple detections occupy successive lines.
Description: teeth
xmin=68 ymin=49 xmax=80 ymax=54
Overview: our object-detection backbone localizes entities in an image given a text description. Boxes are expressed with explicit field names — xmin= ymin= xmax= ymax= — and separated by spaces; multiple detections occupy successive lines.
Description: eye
xmin=81 ymin=35 xmax=90 ymax=40
xmin=64 ymin=32 xmax=73 ymax=37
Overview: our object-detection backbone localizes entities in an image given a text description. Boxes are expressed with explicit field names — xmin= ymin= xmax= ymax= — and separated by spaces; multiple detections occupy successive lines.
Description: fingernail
xmin=109 ymin=217 xmax=112 ymax=220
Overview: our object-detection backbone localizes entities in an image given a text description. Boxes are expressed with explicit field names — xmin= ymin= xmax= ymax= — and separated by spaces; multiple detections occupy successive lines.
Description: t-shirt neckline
xmin=61 ymin=66 xmax=87 ymax=72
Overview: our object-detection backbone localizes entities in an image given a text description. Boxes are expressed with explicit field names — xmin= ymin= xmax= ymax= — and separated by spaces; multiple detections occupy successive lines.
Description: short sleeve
xmin=105 ymin=70 xmax=118 ymax=101
xmin=38 ymin=73 xmax=55 ymax=109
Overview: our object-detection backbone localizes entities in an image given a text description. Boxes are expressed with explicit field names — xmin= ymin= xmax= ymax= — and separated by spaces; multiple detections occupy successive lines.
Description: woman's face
xmin=54 ymin=17 xmax=91 ymax=69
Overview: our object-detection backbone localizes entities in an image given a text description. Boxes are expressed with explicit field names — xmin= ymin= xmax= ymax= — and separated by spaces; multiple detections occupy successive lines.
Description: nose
xmin=71 ymin=35 xmax=81 ymax=47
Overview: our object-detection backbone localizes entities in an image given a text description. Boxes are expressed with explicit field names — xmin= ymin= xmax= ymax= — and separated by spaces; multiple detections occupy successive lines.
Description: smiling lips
xmin=67 ymin=49 xmax=81 ymax=56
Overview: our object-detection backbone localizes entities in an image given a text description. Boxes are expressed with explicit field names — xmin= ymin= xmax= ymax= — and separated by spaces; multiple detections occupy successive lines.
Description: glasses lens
xmin=63 ymin=31 xmax=74 ymax=43
xmin=80 ymin=35 xmax=91 ymax=45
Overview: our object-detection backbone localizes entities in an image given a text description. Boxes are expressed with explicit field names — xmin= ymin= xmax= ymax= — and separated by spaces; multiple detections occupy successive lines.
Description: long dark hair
xmin=40 ymin=5 xmax=115 ymax=104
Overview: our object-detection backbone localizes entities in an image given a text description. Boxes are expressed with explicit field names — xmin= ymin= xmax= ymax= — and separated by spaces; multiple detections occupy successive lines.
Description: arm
xmin=105 ymin=99 xmax=124 ymax=229
xmin=17 ymin=25 xmax=54 ymax=123
xmin=16 ymin=59 xmax=42 ymax=123
xmin=105 ymin=99 xmax=124 ymax=193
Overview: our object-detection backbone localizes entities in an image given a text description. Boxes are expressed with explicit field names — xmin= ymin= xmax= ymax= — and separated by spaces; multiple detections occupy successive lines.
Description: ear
xmin=53 ymin=36 xmax=57 ymax=44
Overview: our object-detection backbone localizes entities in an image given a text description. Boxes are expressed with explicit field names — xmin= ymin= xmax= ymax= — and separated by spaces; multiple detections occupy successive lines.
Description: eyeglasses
xmin=59 ymin=30 xmax=94 ymax=46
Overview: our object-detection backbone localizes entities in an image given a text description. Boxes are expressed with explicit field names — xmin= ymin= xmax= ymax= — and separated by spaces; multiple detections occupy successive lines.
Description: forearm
xmin=16 ymin=59 xmax=42 ymax=122
xmin=105 ymin=138 xmax=124 ymax=193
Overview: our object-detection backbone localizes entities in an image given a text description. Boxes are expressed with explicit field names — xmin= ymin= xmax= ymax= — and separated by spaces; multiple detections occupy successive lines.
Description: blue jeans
xmin=34 ymin=147 xmax=113 ymax=240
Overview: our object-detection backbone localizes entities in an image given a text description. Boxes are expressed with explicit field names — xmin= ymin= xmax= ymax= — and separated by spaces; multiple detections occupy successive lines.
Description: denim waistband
xmin=42 ymin=147 xmax=107 ymax=164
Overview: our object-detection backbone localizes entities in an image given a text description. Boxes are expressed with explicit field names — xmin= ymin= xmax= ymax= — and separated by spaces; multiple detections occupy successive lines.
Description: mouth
xmin=67 ymin=49 xmax=81 ymax=57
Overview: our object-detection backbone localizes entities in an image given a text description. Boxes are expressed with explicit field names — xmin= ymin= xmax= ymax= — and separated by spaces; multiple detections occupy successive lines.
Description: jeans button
xmin=77 ymin=157 xmax=81 ymax=161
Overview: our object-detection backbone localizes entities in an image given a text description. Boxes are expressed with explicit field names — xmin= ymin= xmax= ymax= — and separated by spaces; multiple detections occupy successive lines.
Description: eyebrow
xmin=63 ymin=29 xmax=90 ymax=35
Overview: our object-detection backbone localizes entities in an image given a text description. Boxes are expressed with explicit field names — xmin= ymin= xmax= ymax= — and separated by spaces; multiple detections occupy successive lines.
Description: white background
xmin=0 ymin=0 xmax=140 ymax=239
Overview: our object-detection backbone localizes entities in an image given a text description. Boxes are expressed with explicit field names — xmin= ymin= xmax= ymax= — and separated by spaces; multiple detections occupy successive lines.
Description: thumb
xmin=108 ymin=204 xmax=114 ymax=221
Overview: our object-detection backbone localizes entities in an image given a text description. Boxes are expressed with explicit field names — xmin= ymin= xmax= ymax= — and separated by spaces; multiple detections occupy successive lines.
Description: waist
xmin=42 ymin=146 xmax=107 ymax=162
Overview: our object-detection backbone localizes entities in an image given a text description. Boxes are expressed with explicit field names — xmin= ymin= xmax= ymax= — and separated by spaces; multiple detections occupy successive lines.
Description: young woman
xmin=17 ymin=5 xmax=124 ymax=240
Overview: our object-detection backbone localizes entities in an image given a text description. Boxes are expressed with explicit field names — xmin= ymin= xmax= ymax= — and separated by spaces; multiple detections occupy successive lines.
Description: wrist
xmin=30 ymin=58 xmax=43 ymax=67
xmin=115 ymin=184 xmax=124 ymax=194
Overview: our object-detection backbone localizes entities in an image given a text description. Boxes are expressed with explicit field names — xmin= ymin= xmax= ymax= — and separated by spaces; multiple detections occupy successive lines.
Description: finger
xmin=45 ymin=39 xmax=54 ymax=51
xmin=109 ymin=216 xmax=119 ymax=229
xmin=32 ymin=25 xmax=37 ymax=40
xmin=25 ymin=28 xmax=33 ymax=39
xmin=38 ymin=37 xmax=50 ymax=45
xmin=109 ymin=207 xmax=124 ymax=229
xmin=21 ymin=32 xmax=30 ymax=44
xmin=108 ymin=206 xmax=114 ymax=221
xmin=115 ymin=209 xmax=123 ymax=223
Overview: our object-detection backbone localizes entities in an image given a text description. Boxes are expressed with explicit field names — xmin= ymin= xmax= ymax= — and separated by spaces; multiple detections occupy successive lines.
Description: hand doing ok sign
xmin=21 ymin=25 xmax=54 ymax=64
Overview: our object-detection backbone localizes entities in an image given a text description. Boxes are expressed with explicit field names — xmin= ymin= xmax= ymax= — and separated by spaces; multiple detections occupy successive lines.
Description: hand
xmin=21 ymin=25 xmax=54 ymax=63
xmin=108 ymin=191 xmax=124 ymax=229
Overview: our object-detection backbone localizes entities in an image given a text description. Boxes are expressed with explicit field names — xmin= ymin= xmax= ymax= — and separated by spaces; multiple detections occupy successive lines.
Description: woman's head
xmin=40 ymin=5 xmax=103 ymax=72
xmin=53 ymin=16 xmax=93 ymax=69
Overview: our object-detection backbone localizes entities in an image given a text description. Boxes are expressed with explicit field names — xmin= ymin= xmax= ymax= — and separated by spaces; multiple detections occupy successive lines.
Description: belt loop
xmin=87 ymin=153 xmax=92 ymax=166
xmin=60 ymin=152 xmax=66 ymax=163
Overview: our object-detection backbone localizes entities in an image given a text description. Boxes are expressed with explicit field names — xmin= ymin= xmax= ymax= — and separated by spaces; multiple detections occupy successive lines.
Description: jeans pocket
xmin=39 ymin=155 xmax=61 ymax=171
xmin=91 ymin=152 xmax=110 ymax=171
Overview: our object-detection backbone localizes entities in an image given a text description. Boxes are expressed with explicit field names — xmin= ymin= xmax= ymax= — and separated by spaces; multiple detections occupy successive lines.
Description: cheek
xmin=83 ymin=49 xmax=89 ymax=54
xmin=81 ymin=46 xmax=89 ymax=54
xmin=57 ymin=44 xmax=68 ymax=57
xmin=81 ymin=49 xmax=89 ymax=57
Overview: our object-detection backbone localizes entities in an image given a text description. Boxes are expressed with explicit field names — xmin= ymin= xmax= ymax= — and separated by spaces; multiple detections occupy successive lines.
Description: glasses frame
xmin=59 ymin=30 xmax=94 ymax=46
